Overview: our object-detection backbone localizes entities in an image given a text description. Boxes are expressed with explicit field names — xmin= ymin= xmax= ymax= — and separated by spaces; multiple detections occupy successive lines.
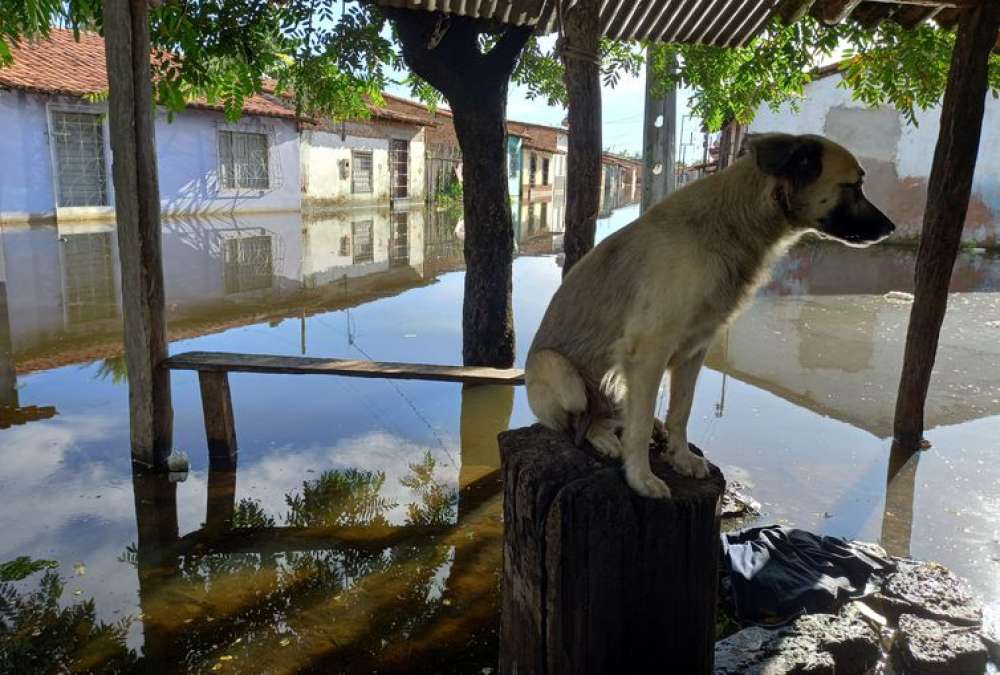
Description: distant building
xmin=749 ymin=64 xmax=1000 ymax=247
xmin=600 ymin=153 xmax=642 ymax=214
xmin=0 ymin=29 xmax=302 ymax=223
xmin=299 ymin=97 xmax=429 ymax=209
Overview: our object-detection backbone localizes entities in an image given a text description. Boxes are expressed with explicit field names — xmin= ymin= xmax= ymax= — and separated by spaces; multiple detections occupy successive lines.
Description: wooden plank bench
xmin=164 ymin=350 xmax=525 ymax=464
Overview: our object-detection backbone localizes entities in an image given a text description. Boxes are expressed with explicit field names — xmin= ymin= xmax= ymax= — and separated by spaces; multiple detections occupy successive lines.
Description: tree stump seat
xmin=500 ymin=424 xmax=726 ymax=674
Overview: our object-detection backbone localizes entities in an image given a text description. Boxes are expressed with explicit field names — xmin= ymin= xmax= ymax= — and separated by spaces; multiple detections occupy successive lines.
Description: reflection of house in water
xmin=599 ymin=153 xmax=642 ymax=216
xmin=706 ymin=243 xmax=1000 ymax=437
xmin=301 ymin=208 xmax=426 ymax=287
xmin=1 ymin=205 xmax=448 ymax=373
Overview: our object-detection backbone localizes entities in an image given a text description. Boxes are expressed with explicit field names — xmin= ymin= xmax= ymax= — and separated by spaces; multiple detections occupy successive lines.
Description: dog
xmin=525 ymin=133 xmax=896 ymax=498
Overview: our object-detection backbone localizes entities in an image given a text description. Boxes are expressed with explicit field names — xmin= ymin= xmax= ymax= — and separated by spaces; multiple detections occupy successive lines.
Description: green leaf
xmin=0 ymin=556 xmax=59 ymax=582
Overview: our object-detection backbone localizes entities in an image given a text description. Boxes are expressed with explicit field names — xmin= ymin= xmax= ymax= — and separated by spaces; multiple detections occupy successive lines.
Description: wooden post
xmin=102 ymin=0 xmax=173 ymax=466
xmin=198 ymin=371 xmax=237 ymax=464
xmin=500 ymin=425 xmax=724 ymax=674
xmin=892 ymin=2 xmax=1000 ymax=453
xmin=560 ymin=0 xmax=602 ymax=276
xmin=641 ymin=49 xmax=677 ymax=213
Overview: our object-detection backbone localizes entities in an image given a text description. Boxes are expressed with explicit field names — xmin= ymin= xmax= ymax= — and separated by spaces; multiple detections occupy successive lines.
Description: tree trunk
xmin=388 ymin=10 xmax=531 ymax=368
xmin=103 ymin=0 xmax=173 ymax=466
xmin=892 ymin=1 xmax=1000 ymax=453
xmin=452 ymin=93 xmax=516 ymax=366
xmin=561 ymin=0 xmax=602 ymax=276
xmin=500 ymin=425 xmax=724 ymax=674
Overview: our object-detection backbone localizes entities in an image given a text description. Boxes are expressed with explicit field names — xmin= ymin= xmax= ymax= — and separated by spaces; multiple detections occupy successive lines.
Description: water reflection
xmin=1 ymin=195 xmax=998 ymax=671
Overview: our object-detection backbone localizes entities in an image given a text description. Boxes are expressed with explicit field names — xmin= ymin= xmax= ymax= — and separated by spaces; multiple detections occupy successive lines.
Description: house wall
xmin=0 ymin=91 xmax=301 ymax=221
xmin=300 ymin=120 xmax=425 ymax=208
xmin=749 ymin=74 xmax=1000 ymax=247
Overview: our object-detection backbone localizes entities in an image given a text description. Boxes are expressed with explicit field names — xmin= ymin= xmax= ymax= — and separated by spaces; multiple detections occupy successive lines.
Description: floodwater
xmin=1 ymin=198 xmax=998 ymax=672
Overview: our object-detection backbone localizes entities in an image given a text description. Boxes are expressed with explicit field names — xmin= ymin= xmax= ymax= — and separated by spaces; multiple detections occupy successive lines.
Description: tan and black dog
xmin=525 ymin=133 xmax=895 ymax=498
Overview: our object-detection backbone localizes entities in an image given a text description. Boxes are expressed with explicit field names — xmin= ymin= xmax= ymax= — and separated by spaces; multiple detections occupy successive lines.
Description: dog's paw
xmin=625 ymin=466 xmax=672 ymax=499
xmin=667 ymin=447 xmax=711 ymax=479
xmin=587 ymin=427 xmax=623 ymax=459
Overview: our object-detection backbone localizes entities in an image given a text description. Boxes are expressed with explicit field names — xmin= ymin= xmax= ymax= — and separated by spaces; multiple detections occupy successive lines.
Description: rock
xmin=892 ymin=613 xmax=988 ymax=675
xmin=877 ymin=561 xmax=981 ymax=626
xmin=980 ymin=606 xmax=1000 ymax=663
xmin=714 ymin=608 xmax=880 ymax=675
xmin=721 ymin=480 xmax=761 ymax=519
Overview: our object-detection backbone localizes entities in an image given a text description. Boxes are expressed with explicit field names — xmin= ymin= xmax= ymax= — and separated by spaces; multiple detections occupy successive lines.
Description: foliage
xmin=285 ymin=468 xmax=396 ymax=528
xmin=0 ymin=557 xmax=57 ymax=582
xmin=399 ymin=451 xmax=458 ymax=527
xmin=649 ymin=16 xmax=1000 ymax=131
xmin=513 ymin=37 xmax=644 ymax=107
xmin=0 ymin=571 xmax=137 ymax=672
xmin=434 ymin=177 xmax=464 ymax=215
xmin=93 ymin=355 xmax=128 ymax=384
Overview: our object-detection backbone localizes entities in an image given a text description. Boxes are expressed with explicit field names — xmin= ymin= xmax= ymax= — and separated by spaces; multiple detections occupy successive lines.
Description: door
xmin=390 ymin=139 xmax=409 ymax=200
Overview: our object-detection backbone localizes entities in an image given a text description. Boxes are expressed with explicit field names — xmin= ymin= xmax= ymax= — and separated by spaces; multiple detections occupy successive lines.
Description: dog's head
xmin=746 ymin=133 xmax=895 ymax=246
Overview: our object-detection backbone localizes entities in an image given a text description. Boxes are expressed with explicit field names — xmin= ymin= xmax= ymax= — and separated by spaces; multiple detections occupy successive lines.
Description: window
xmin=529 ymin=153 xmax=537 ymax=186
xmin=352 ymin=220 xmax=374 ymax=264
xmin=390 ymin=139 xmax=409 ymax=199
xmin=540 ymin=202 xmax=548 ymax=229
xmin=223 ymin=234 xmax=274 ymax=293
xmin=218 ymin=130 xmax=270 ymax=190
xmin=50 ymin=111 xmax=108 ymax=207
xmin=389 ymin=212 xmax=409 ymax=267
xmin=352 ymin=150 xmax=374 ymax=194
xmin=62 ymin=232 xmax=117 ymax=324
xmin=542 ymin=158 xmax=550 ymax=186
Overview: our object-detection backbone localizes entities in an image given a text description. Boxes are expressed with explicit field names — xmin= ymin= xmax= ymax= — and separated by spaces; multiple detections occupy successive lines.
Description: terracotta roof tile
xmin=0 ymin=28 xmax=299 ymax=119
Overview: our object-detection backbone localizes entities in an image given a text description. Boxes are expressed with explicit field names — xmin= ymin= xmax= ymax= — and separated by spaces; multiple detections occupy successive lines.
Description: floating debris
xmin=884 ymin=291 xmax=915 ymax=304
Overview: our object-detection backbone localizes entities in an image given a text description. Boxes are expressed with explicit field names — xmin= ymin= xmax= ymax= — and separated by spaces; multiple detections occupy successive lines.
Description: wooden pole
xmin=500 ymin=425 xmax=724 ymax=674
xmin=560 ymin=0 xmax=602 ymax=277
xmin=103 ymin=0 xmax=173 ymax=466
xmin=892 ymin=2 xmax=1000 ymax=453
xmin=641 ymin=49 xmax=677 ymax=213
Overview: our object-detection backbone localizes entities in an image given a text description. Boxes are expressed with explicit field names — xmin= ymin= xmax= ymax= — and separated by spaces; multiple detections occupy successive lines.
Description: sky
xmin=385 ymin=49 xmax=706 ymax=166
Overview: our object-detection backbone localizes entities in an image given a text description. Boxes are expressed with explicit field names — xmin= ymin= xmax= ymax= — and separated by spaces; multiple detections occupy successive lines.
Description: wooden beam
xmin=851 ymin=1 xmax=898 ymax=27
xmin=934 ymin=7 xmax=963 ymax=27
xmin=776 ymin=0 xmax=819 ymax=24
xmin=560 ymin=0 xmax=602 ymax=277
xmin=892 ymin=0 xmax=1000 ymax=453
xmin=892 ymin=3 xmax=942 ymax=27
xmin=166 ymin=351 xmax=525 ymax=385
xmin=198 ymin=371 xmax=237 ymax=464
xmin=641 ymin=49 xmax=677 ymax=213
xmin=813 ymin=0 xmax=866 ymax=24
xmin=102 ymin=0 xmax=173 ymax=467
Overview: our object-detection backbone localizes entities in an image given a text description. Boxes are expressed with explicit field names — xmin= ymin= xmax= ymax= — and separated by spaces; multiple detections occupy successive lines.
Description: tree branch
xmin=485 ymin=24 xmax=534 ymax=78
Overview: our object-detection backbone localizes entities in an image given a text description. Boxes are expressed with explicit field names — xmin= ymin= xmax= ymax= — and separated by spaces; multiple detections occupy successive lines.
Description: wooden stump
xmin=500 ymin=424 xmax=725 ymax=674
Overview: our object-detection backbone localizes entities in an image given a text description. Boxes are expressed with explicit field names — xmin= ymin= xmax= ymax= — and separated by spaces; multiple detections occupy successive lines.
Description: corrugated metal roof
xmin=377 ymin=0 xmax=781 ymax=47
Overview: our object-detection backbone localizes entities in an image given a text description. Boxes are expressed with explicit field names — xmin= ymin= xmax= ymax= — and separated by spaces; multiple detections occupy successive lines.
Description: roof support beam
xmin=813 ymin=0 xmax=866 ymax=24
xmin=102 ymin=0 xmax=174 ymax=468
xmin=560 ymin=0 xmax=603 ymax=276
xmin=893 ymin=0 xmax=1000 ymax=454
xmin=776 ymin=0 xmax=818 ymax=24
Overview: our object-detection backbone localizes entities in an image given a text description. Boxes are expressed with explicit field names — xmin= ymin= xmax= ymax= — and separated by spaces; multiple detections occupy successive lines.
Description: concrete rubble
xmin=892 ymin=613 xmax=988 ymax=674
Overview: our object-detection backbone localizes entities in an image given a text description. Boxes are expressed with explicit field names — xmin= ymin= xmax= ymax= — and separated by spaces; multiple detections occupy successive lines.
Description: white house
xmin=749 ymin=66 xmax=1000 ymax=247
xmin=299 ymin=100 xmax=428 ymax=209
xmin=0 ymin=29 xmax=302 ymax=223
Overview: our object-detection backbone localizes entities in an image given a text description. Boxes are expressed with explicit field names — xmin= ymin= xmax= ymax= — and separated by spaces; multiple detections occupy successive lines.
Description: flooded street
xmin=1 ymin=201 xmax=999 ymax=672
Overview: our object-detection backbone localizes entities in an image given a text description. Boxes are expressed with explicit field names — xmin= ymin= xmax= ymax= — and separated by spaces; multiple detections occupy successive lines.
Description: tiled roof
xmin=0 ymin=29 xmax=299 ymax=119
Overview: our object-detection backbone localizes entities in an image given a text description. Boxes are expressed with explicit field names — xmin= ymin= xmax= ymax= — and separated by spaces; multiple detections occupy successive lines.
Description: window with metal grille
xmin=352 ymin=220 xmax=374 ymax=264
xmin=218 ymin=130 xmax=270 ymax=190
xmin=542 ymin=158 xmax=550 ymax=185
xmin=389 ymin=212 xmax=409 ymax=267
xmin=390 ymin=139 xmax=409 ymax=199
xmin=50 ymin=111 xmax=109 ymax=207
xmin=529 ymin=153 xmax=537 ymax=186
xmin=62 ymin=232 xmax=117 ymax=324
xmin=352 ymin=150 xmax=374 ymax=194
xmin=223 ymin=235 xmax=274 ymax=293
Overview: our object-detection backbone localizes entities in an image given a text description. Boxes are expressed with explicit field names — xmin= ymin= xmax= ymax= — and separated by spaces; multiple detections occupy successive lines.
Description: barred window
xmin=389 ymin=212 xmax=409 ymax=267
xmin=352 ymin=220 xmax=374 ymax=264
xmin=223 ymin=234 xmax=274 ymax=293
xmin=352 ymin=150 xmax=374 ymax=194
xmin=50 ymin=111 xmax=108 ymax=207
xmin=218 ymin=130 xmax=270 ymax=190
xmin=542 ymin=158 xmax=550 ymax=185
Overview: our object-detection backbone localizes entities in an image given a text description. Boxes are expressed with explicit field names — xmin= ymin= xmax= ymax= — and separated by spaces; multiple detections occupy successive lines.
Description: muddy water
xmin=0 ymin=201 xmax=998 ymax=672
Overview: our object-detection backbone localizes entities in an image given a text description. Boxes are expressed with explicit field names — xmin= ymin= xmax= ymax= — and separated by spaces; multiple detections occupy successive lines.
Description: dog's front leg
xmin=664 ymin=348 xmax=711 ymax=479
xmin=620 ymin=348 xmax=671 ymax=499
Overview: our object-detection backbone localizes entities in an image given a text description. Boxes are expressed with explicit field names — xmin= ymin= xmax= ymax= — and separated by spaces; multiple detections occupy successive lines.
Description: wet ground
xmin=0 ymin=199 xmax=998 ymax=673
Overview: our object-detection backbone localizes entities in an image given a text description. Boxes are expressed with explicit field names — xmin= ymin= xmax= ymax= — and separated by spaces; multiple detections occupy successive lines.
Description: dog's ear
xmin=746 ymin=133 xmax=823 ymax=188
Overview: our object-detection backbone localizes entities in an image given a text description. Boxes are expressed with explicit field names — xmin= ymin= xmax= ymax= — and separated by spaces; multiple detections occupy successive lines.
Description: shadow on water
xmin=2 ymin=194 xmax=1000 ymax=671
